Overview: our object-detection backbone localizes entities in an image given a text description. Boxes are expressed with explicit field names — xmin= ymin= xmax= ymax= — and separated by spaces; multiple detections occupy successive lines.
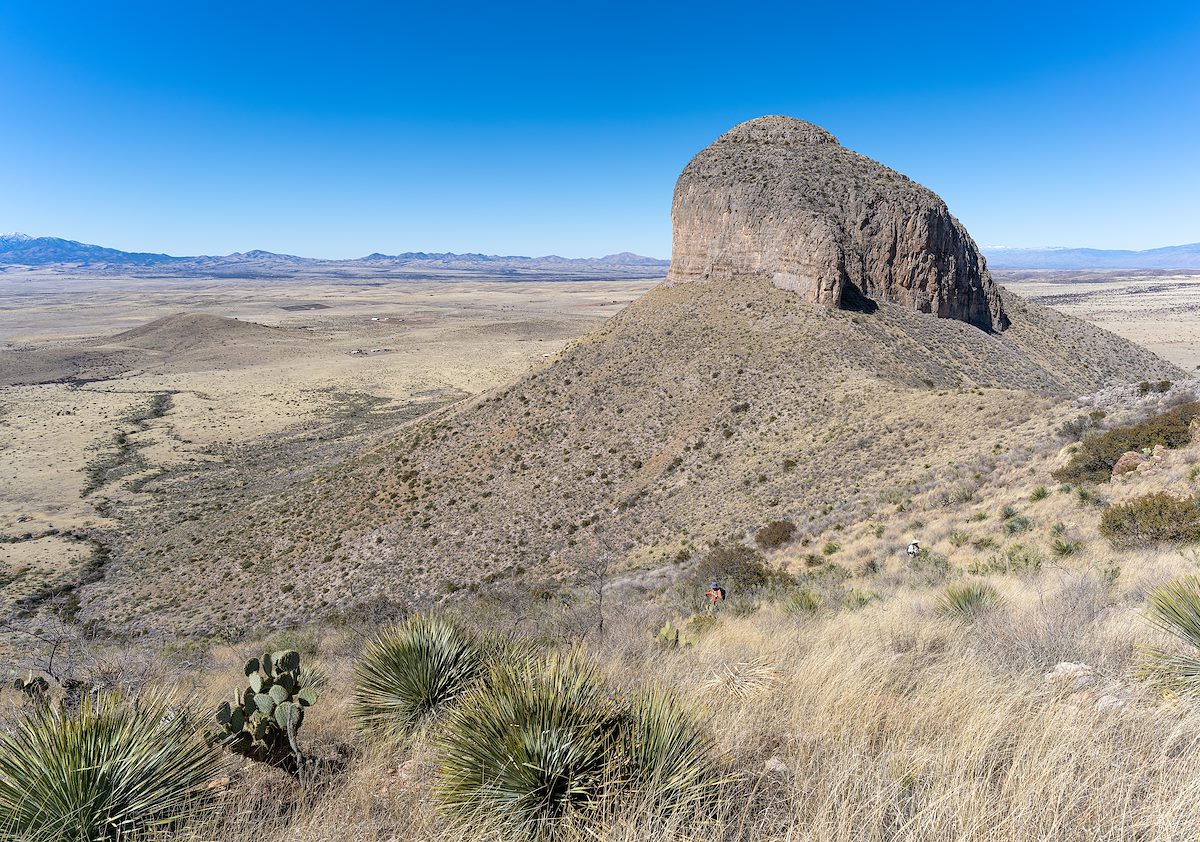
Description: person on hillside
xmin=907 ymin=539 xmax=921 ymax=560
xmin=705 ymin=581 xmax=726 ymax=609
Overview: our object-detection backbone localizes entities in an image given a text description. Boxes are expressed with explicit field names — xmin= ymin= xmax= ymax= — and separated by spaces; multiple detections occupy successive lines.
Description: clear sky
xmin=1 ymin=1 xmax=1197 ymax=258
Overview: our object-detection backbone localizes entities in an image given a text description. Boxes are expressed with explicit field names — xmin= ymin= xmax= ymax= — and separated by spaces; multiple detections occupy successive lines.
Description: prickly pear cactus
xmin=215 ymin=649 xmax=318 ymax=773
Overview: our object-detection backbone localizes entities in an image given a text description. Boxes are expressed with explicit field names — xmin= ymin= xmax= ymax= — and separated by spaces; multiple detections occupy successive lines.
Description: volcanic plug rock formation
xmin=79 ymin=117 xmax=1185 ymax=634
xmin=668 ymin=116 xmax=1008 ymax=332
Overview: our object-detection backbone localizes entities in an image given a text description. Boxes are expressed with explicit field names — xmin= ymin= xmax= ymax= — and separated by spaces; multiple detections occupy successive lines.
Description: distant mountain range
xmin=983 ymin=242 xmax=1200 ymax=270
xmin=0 ymin=233 xmax=670 ymax=278
xmin=6 ymin=232 xmax=1199 ymax=275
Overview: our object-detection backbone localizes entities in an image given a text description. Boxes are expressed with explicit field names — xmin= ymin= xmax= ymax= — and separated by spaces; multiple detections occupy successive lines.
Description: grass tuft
xmin=938 ymin=582 xmax=1002 ymax=621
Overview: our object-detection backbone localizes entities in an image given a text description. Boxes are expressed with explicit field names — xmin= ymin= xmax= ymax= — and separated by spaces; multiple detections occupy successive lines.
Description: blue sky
xmin=1 ymin=1 xmax=1197 ymax=258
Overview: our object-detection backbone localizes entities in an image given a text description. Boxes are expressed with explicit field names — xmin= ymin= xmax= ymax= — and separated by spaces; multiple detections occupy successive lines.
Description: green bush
xmin=693 ymin=544 xmax=786 ymax=592
xmin=1053 ymin=402 xmax=1200 ymax=484
xmin=1004 ymin=515 xmax=1033 ymax=536
xmin=1051 ymin=539 xmax=1084 ymax=558
xmin=781 ymin=589 xmax=821 ymax=615
xmin=436 ymin=654 xmax=717 ymax=839
xmin=969 ymin=543 xmax=1043 ymax=575
xmin=754 ymin=519 xmax=796 ymax=550
xmin=948 ymin=531 xmax=970 ymax=548
xmin=1030 ymin=486 xmax=1049 ymax=502
xmin=353 ymin=616 xmax=485 ymax=739
xmin=0 ymin=693 xmax=219 ymax=841
xmin=938 ymin=582 xmax=1002 ymax=621
xmin=1098 ymin=492 xmax=1200 ymax=546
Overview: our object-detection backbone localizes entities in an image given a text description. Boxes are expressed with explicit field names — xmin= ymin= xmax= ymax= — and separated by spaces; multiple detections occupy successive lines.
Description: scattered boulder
xmin=1043 ymin=662 xmax=1132 ymax=710
xmin=763 ymin=755 xmax=791 ymax=777
xmin=668 ymin=115 xmax=1008 ymax=332
xmin=1111 ymin=451 xmax=1146 ymax=479
xmin=1111 ymin=444 xmax=1168 ymax=480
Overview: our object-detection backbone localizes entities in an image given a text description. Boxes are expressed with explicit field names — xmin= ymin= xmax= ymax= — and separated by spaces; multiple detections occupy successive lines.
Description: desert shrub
xmin=1140 ymin=576 xmax=1200 ymax=693
xmin=970 ymin=543 xmax=1043 ymax=575
xmin=822 ymin=541 xmax=841 ymax=556
xmin=754 ymin=519 xmax=796 ymax=550
xmin=781 ymin=589 xmax=821 ymax=615
xmin=938 ymin=582 xmax=1002 ymax=621
xmin=436 ymin=653 xmax=717 ymax=839
xmin=948 ymin=530 xmax=970 ymax=548
xmin=908 ymin=549 xmax=951 ymax=586
xmin=620 ymin=689 xmax=719 ymax=816
xmin=1099 ymin=492 xmax=1200 ymax=546
xmin=1054 ymin=402 xmax=1200 ymax=484
xmin=353 ymin=616 xmax=485 ymax=739
xmin=1004 ymin=515 xmax=1033 ymax=536
xmin=1052 ymin=539 xmax=1084 ymax=558
xmin=844 ymin=589 xmax=881 ymax=610
xmin=1030 ymin=486 xmax=1049 ymax=502
xmin=1000 ymin=505 xmax=1019 ymax=520
xmin=0 ymin=693 xmax=219 ymax=841
xmin=1057 ymin=409 xmax=1107 ymax=441
xmin=693 ymin=544 xmax=786 ymax=592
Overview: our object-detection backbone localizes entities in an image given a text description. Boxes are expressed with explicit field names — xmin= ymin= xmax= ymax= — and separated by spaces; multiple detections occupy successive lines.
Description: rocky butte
xmin=668 ymin=115 xmax=1008 ymax=332
xmin=79 ymin=116 xmax=1183 ymax=634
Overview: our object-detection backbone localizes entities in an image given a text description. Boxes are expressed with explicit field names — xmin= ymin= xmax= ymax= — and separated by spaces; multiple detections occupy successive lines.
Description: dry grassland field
xmin=0 ymin=268 xmax=1193 ymax=620
xmin=0 ymin=270 xmax=656 ymax=612
xmin=1001 ymin=269 xmax=1200 ymax=370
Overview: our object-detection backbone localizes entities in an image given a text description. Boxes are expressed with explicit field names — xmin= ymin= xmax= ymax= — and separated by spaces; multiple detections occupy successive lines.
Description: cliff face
xmin=668 ymin=116 xmax=1008 ymax=332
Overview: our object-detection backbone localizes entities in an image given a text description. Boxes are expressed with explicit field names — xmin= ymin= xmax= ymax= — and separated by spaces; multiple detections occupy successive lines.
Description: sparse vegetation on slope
xmin=1054 ymin=401 xmax=1200 ymax=484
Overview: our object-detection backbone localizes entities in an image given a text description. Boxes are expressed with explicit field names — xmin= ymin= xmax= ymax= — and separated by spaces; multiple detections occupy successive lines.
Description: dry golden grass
xmin=151 ymin=548 xmax=1200 ymax=842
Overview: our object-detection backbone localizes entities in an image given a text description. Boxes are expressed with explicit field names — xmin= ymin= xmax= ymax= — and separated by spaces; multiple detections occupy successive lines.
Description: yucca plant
xmin=353 ymin=616 xmax=484 ymax=738
xmin=781 ymin=588 xmax=820 ymax=616
xmin=1140 ymin=576 xmax=1200 ymax=693
xmin=0 ymin=692 xmax=220 ymax=841
xmin=436 ymin=653 xmax=624 ymax=839
xmin=937 ymin=582 xmax=1002 ymax=621
xmin=619 ymin=689 xmax=720 ymax=817
xmin=436 ymin=653 xmax=720 ymax=840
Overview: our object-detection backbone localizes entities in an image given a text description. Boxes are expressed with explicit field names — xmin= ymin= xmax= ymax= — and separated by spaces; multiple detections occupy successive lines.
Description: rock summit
xmin=668 ymin=116 xmax=1008 ymax=332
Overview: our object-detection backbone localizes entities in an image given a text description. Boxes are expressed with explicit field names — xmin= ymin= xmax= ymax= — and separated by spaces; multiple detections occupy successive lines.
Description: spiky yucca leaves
xmin=937 ymin=582 xmax=1002 ymax=621
xmin=0 ymin=693 xmax=220 ymax=841
xmin=619 ymin=689 xmax=720 ymax=817
xmin=353 ymin=616 xmax=484 ymax=738
xmin=1140 ymin=576 xmax=1200 ymax=693
xmin=436 ymin=654 xmax=625 ymax=839
xmin=436 ymin=653 xmax=721 ymax=840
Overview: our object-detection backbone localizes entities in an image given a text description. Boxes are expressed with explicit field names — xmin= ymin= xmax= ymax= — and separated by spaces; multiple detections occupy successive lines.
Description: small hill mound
xmin=81 ymin=117 xmax=1185 ymax=633
xmin=105 ymin=313 xmax=284 ymax=354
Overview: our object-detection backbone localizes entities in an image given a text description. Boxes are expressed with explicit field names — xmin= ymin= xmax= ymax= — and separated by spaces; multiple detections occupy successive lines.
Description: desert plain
xmin=0 ymin=265 xmax=1196 ymax=627
xmin=0 ymin=268 xmax=657 ymax=616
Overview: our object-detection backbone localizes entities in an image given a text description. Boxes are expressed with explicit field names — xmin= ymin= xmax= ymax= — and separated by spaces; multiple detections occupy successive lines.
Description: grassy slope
xmin=80 ymin=279 xmax=1183 ymax=635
